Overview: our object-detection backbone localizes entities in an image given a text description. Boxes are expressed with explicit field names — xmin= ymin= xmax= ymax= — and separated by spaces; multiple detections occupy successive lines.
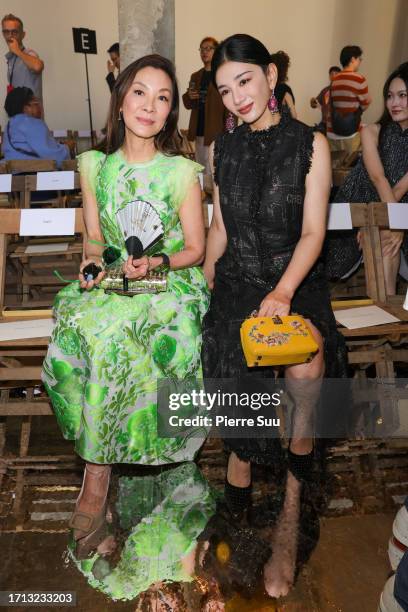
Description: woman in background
xmin=270 ymin=50 xmax=297 ymax=118
xmin=325 ymin=62 xmax=408 ymax=294
xmin=3 ymin=86 xmax=74 ymax=165
xmin=182 ymin=36 xmax=228 ymax=174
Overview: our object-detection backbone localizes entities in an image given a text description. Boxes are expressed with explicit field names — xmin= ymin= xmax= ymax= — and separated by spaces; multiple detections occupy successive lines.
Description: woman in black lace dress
xmin=202 ymin=34 xmax=348 ymax=599
xmin=324 ymin=62 xmax=408 ymax=293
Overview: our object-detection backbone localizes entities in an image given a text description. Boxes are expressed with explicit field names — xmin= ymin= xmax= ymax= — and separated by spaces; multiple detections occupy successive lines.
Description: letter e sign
xmin=72 ymin=28 xmax=97 ymax=54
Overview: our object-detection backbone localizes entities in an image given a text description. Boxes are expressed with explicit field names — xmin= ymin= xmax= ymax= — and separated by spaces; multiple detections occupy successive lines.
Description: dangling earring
xmin=268 ymin=90 xmax=279 ymax=114
xmin=118 ymin=110 xmax=123 ymax=122
xmin=225 ymin=112 xmax=235 ymax=132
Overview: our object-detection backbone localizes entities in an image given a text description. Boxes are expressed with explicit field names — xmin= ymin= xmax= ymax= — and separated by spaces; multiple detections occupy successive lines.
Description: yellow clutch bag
xmin=240 ymin=315 xmax=319 ymax=367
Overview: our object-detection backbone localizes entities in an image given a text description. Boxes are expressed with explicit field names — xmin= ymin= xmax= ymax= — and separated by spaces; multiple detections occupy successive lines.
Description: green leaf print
xmin=56 ymin=328 xmax=81 ymax=356
xmin=51 ymin=358 xmax=74 ymax=382
xmin=152 ymin=334 xmax=177 ymax=368
xmin=85 ymin=383 xmax=109 ymax=407
xmin=53 ymin=370 xmax=84 ymax=406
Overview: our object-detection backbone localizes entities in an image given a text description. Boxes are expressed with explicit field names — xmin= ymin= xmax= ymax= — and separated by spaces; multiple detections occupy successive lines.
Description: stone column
xmin=118 ymin=0 xmax=175 ymax=69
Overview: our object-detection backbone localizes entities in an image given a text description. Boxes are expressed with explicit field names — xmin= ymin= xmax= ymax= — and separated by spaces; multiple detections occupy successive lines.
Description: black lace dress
xmin=324 ymin=121 xmax=408 ymax=279
xmin=202 ymin=112 xmax=348 ymax=464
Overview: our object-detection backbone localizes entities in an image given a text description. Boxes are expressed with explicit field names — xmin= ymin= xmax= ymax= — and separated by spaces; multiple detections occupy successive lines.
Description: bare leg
xmin=72 ymin=463 xmax=111 ymax=540
xmin=76 ymin=463 xmax=111 ymax=514
xmin=264 ymin=321 xmax=323 ymax=598
xmin=382 ymin=253 xmax=400 ymax=296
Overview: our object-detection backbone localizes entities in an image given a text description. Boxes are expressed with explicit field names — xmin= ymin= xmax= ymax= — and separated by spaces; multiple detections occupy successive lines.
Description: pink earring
xmin=225 ymin=112 xmax=235 ymax=132
xmin=268 ymin=90 xmax=279 ymax=113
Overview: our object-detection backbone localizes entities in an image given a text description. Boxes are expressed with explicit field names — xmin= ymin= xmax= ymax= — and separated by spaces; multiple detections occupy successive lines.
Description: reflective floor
xmin=0 ymin=415 xmax=403 ymax=611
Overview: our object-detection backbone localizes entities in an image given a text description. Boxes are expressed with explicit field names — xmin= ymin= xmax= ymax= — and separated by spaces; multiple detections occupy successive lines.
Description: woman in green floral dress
xmin=42 ymin=54 xmax=210 ymax=559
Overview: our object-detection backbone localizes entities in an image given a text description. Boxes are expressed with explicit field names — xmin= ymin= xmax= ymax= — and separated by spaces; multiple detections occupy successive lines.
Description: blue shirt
xmin=4 ymin=114 xmax=70 ymax=168
xmin=6 ymin=48 xmax=42 ymax=99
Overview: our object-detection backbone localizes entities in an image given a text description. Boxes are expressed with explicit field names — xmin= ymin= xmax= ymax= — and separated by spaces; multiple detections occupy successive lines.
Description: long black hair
xmin=211 ymin=33 xmax=271 ymax=85
xmin=98 ymin=54 xmax=182 ymax=156
xmin=378 ymin=62 xmax=408 ymax=139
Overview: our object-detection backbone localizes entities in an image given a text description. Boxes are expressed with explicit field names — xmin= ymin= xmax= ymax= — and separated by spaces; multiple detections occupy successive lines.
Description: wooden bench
xmin=0 ymin=209 xmax=85 ymax=516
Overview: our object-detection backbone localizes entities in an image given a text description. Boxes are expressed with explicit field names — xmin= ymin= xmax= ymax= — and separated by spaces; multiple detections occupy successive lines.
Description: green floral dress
xmin=42 ymin=150 xmax=210 ymax=464
xmin=71 ymin=463 xmax=218 ymax=600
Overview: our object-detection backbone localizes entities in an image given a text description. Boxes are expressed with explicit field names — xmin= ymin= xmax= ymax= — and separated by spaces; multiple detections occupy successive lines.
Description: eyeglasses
xmin=199 ymin=46 xmax=215 ymax=52
xmin=2 ymin=29 xmax=20 ymax=36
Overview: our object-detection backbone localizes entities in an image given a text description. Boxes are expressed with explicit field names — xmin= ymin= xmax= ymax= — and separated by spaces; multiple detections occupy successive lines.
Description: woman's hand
xmin=203 ymin=264 xmax=215 ymax=290
xmin=258 ymin=288 xmax=292 ymax=317
xmin=79 ymin=258 xmax=105 ymax=290
xmin=381 ymin=230 xmax=404 ymax=258
xmin=123 ymin=255 xmax=149 ymax=279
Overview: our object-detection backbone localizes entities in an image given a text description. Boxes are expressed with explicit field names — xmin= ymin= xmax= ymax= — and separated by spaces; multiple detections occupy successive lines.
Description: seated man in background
xmin=310 ymin=65 xmax=341 ymax=133
xmin=3 ymin=86 xmax=74 ymax=166
xmin=326 ymin=45 xmax=371 ymax=153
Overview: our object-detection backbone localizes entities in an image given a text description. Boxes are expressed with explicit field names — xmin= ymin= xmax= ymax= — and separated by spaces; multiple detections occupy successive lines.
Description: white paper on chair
xmin=327 ymin=202 xmax=352 ymax=230
xmin=0 ymin=174 xmax=12 ymax=192
xmin=0 ymin=318 xmax=54 ymax=341
xmin=52 ymin=129 xmax=68 ymax=137
xmin=206 ymin=203 xmax=214 ymax=225
xmin=20 ymin=209 xmax=75 ymax=236
xmin=387 ymin=203 xmax=408 ymax=229
xmin=334 ymin=305 xmax=400 ymax=329
xmin=36 ymin=171 xmax=74 ymax=191
xmin=24 ymin=242 xmax=69 ymax=254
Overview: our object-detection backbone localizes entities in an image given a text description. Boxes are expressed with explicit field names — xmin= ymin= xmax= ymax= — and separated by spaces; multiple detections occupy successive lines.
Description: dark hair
xmin=98 ymin=54 xmax=182 ymax=157
xmin=339 ymin=45 xmax=362 ymax=68
xmin=329 ymin=65 xmax=341 ymax=74
xmin=270 ymin=50 xmax=291 ymax=83
xmin=4 ymin=86 xmax=33 ymax=117
xmin=378 ymin=62 xmax=408 ymax=138
xmin=107 ymin=42 xmax=119 ymax=55
xmin=2 ymin=13 xmax=23 ymax=29
xmin=211 ymin=33 xmax=271 ymax=85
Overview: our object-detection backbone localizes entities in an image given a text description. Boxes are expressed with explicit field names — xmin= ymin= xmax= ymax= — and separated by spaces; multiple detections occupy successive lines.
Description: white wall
xmin=0 ymin=0 xmax=118 ymax=131
xmin=175 ymin=0 xmax=408 ymax=129
xmin=0 ymin=0 xmax=406 ymax=133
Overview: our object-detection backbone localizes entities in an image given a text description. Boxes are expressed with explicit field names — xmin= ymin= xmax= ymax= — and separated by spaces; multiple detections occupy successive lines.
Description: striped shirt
xmin=327 ymin=70 xmax=370 ymax=137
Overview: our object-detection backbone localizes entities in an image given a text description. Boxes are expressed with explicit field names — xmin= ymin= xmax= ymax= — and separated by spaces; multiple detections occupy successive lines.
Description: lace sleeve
xmin=300 ymin=126 xmax=316 ymax=177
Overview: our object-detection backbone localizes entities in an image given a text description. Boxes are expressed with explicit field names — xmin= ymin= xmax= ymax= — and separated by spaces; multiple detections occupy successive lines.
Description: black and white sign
xmin=72 ymin=28 xmax=97 ymax=54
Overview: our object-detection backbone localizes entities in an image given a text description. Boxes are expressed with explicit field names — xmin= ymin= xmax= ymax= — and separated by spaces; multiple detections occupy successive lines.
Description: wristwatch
xmin=154 ymin=252 xmax=170 ymax=272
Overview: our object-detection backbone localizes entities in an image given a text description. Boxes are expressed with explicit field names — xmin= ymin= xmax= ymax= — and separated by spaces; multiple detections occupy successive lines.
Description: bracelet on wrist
xmin=154 ymin=252 xmax=170 ymax=272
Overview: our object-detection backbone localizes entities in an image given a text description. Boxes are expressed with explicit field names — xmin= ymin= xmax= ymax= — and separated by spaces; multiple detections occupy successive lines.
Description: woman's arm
xmin=361 ymin=124 xmax=395 ymax=202
xmin=124 ymin=179 xmax=206 ymax=279
xmin=202 ymin=141 xmax=228 ymax=288
xmin=79 ymin=172 xmax=106 ymax=289
xmin=182 ymin=73 xmax=200 ymax=110
xmin=258 ymin=132 xmax=331 ymax=316
xmin=27 ymin=118 xmax=70 ymax=167
xmin=394 ymin=171 xmax=408 ymax=202
xmin=362 ymin=124 xmax=404 ymax=258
